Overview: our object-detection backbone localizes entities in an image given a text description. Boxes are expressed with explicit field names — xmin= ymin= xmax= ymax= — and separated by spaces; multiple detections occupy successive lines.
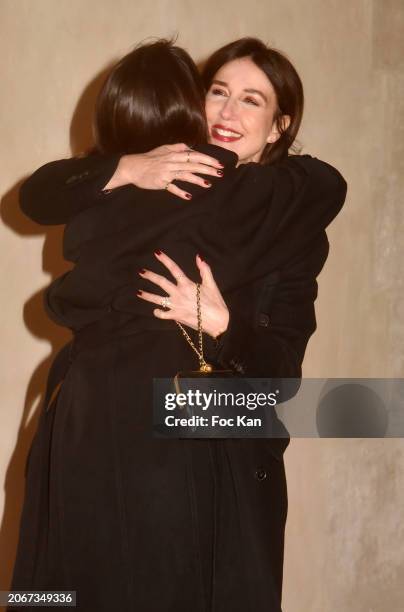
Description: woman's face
xmin=205 ymin=57 xmax=287 ymax=164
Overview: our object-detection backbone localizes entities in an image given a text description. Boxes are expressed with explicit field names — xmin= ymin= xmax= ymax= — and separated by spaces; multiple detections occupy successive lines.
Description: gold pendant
xmin=199 ymin=363 xmax=213 ymax=373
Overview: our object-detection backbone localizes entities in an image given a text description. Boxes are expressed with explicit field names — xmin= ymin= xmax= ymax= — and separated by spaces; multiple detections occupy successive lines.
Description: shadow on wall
xmin=0 ymin=63 xmax=112 ymax=598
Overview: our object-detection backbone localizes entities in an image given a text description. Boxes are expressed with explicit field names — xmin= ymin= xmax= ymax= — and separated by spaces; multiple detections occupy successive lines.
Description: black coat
xmin=10 ymin=144 xmax=347 ymax=612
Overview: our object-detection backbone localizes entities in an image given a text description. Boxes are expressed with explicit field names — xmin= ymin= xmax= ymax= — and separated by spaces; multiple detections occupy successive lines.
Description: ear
xmin=266 ymin=114 xmax=291 ymax=144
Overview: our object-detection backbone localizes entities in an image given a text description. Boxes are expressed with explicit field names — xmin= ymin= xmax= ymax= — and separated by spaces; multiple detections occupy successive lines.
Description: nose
xmin=219 ymin=96 xmax=238 ymax=121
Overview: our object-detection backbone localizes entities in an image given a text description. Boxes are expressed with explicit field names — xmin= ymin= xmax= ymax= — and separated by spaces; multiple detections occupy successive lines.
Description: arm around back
xmin=19 ymin=153 xmax=121 ymax=225
xmin=206 ymin=231 xmax=330 ymax=378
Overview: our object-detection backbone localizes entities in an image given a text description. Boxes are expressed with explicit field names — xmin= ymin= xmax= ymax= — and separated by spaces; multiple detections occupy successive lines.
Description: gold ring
xmin=164 ymin=181 xmax=171 ymax=190
xmin=186 ymin=151 xmax=191 ymax=163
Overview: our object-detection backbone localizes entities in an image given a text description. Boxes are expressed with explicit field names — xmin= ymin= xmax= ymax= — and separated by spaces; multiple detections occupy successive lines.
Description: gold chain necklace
xmin=176 ymin=283 xmax=213 ymax=373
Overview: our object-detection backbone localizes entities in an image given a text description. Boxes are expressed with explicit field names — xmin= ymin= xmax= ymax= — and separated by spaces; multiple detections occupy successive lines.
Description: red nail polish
xmin=197 ymin=253 xmax=205 ymax=262
xmin=138 ymin=268 xmax=146 ymax=275
xmin=136 ymin=289 xmax=143 ymax=296
xmin=204 ymin=180 xmax=211 ymax=186
xmin=217 ymin=170 xmax=224 ymax=176
xmin=154 ymin=250 xmax=162 ymax=256
xmin=185 ymin=193 xmax=192 ymax=199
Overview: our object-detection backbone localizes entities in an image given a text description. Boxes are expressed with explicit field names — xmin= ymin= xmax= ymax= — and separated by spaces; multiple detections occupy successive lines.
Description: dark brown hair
xmin=94 ymin=39 xmax=208 ymax=154
xmin=201 ymin=37 xmax=304 ymax=164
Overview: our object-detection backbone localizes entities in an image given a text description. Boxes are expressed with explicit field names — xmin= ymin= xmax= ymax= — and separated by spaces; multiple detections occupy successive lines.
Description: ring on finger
xmin=186 ymin=151 xmax=191 ymax=163
xmin=161 ymin=296 xmax=171 ymax=309
xmin=164 ymin=181 xmax=171 ymax=190
xmin=176 ymin=274 xmax=186 ymax=282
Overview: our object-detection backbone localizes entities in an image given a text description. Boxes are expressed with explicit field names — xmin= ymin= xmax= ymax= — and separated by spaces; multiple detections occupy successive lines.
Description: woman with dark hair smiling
xmin=202 ymin=37 xmax=302 ymax=165
xmin=12 ymin=38 xmax=347 ymax=612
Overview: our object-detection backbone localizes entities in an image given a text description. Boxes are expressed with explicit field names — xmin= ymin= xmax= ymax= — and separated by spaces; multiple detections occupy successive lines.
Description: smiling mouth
xmin=211 ymin=125 xmax=243 ymax=142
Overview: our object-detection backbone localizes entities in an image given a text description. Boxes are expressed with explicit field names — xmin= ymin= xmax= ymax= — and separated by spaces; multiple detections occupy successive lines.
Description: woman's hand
xmin=103 ymin=143 xmax=224 ymax=200
xmin=136 ymin=251 xmax=229 ymax=338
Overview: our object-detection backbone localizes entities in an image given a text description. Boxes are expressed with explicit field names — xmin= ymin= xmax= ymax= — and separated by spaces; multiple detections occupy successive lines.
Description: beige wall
xmin=1 ymin=1 xmax=403 ymax=610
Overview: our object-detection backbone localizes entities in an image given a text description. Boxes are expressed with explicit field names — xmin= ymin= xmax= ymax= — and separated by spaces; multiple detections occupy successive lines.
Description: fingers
xmin=170 ymin=161 xmax=224 ymax=177
xmin=173 ymin=171 xmax=213 ymax=189
xmin=139 ymin=269 xmax=176 ymax=293
xmin=153 ymin=307 xmax=172 ymax=319
xmin=161 ymin=144 xmax=224 ymax=170
xmin=196 ymin=254 xmax=219 ymax=290
xmin=166 ymin=183 xmax=193 ymax=201
xmin=184 ymin=153 xmax=223 ymax=169
xmin=160 ymin=144 xmax=223 ymax=170
xmin=162 ymin=143 xmax=190 ymax=153
xmin=165 ymin=165 xmax=222 ymax=200
xmin=136 ymin=289 xmax=169 ymax=307
xmin=154 ymin=251 xmax=190 ymax=283
xmin=136 ymin=290 xmax=178 ymax=324
xmin=137 ymin=288 xmax=175 ymax=320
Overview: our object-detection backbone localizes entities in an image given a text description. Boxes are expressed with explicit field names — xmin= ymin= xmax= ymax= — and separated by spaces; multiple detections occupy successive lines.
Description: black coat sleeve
xmin=209 ymin=155 xmax=347 ymax=294
xmin=206 ymin=232 xmax=330 ymax=378
xmin=19 ymin=153 xmax=121 ymax=225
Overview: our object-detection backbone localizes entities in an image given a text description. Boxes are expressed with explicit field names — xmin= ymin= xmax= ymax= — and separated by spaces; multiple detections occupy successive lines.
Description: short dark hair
xmin=94 ymin=39 xmax=208 ymax=154
xmin=201 ymin=37 xmax=304 ymax=164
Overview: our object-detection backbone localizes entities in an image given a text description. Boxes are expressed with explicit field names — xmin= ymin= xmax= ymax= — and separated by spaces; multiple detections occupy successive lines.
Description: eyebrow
xmin=211 ymin=79 xmax=268 ymax=103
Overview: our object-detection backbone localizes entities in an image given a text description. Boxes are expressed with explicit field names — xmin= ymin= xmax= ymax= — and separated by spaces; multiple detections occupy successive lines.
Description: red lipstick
xmin=210 ymin=124 xmax=242 ymax=143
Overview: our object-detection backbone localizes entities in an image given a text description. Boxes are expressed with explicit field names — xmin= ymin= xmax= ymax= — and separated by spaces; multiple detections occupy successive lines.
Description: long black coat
xmin=10 ymin=144 xmax=347 ymax=612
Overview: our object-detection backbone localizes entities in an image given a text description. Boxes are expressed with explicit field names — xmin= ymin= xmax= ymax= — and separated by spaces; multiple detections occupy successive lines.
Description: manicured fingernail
xmin=197 ymin=253 xmax=205 ymax=262
xmin=204 ymin=180 xmax=211 ymax=187
xmin=136 ymin=289 xmax=143 ymax=296
xmin=217 ymin=170 xmax=224 ymax=176
xmin=218 ymin=163 xmax=224 ymax=167
xmin=138 ymin=268 xmax=146 ymax=275
xmin=154 ymin=250 xmax=162 ymax=256
xmin=185 ymin=193 xmax=192 ymax=199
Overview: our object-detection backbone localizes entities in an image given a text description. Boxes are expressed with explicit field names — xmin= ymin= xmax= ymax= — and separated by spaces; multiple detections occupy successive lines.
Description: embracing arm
xmin=210 ymin=154 xmax=347 ymax=293
xmin=205 ymin=232 xmax=330 ymax=378
xmin=19 ymin=145 xmax=223 ymax=225
xmin=264 ymin=155 xmax=347 ymax=264
xmin=19 ymin=153 xmax=122 ymax=225
xmin=137 ymin=230 xmax=331 ymax=378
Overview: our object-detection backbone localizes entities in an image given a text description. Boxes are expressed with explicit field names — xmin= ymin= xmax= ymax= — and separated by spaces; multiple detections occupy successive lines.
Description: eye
xmin=210 ymin=87 xmax=227 ymax=97
xmin=244 ymin=96 xmax=259 ymax=106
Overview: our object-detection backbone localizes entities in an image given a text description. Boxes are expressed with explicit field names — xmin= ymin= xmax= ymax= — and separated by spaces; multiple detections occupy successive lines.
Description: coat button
xmin=229 ymin=358 xmax=245 ymax=374
xmin=258 ymin=313 xmax=269 ymax=327
xmin=254 ymin=467 xmax=267 ymax=481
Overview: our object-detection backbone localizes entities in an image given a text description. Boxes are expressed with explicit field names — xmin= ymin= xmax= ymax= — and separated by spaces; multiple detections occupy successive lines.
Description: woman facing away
xmin=11 ymin=38 xmax=347 ymax=612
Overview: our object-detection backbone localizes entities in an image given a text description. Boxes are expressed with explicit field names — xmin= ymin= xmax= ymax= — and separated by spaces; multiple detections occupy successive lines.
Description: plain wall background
xmin=1 ymin=1 xmax=403 ymax=610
